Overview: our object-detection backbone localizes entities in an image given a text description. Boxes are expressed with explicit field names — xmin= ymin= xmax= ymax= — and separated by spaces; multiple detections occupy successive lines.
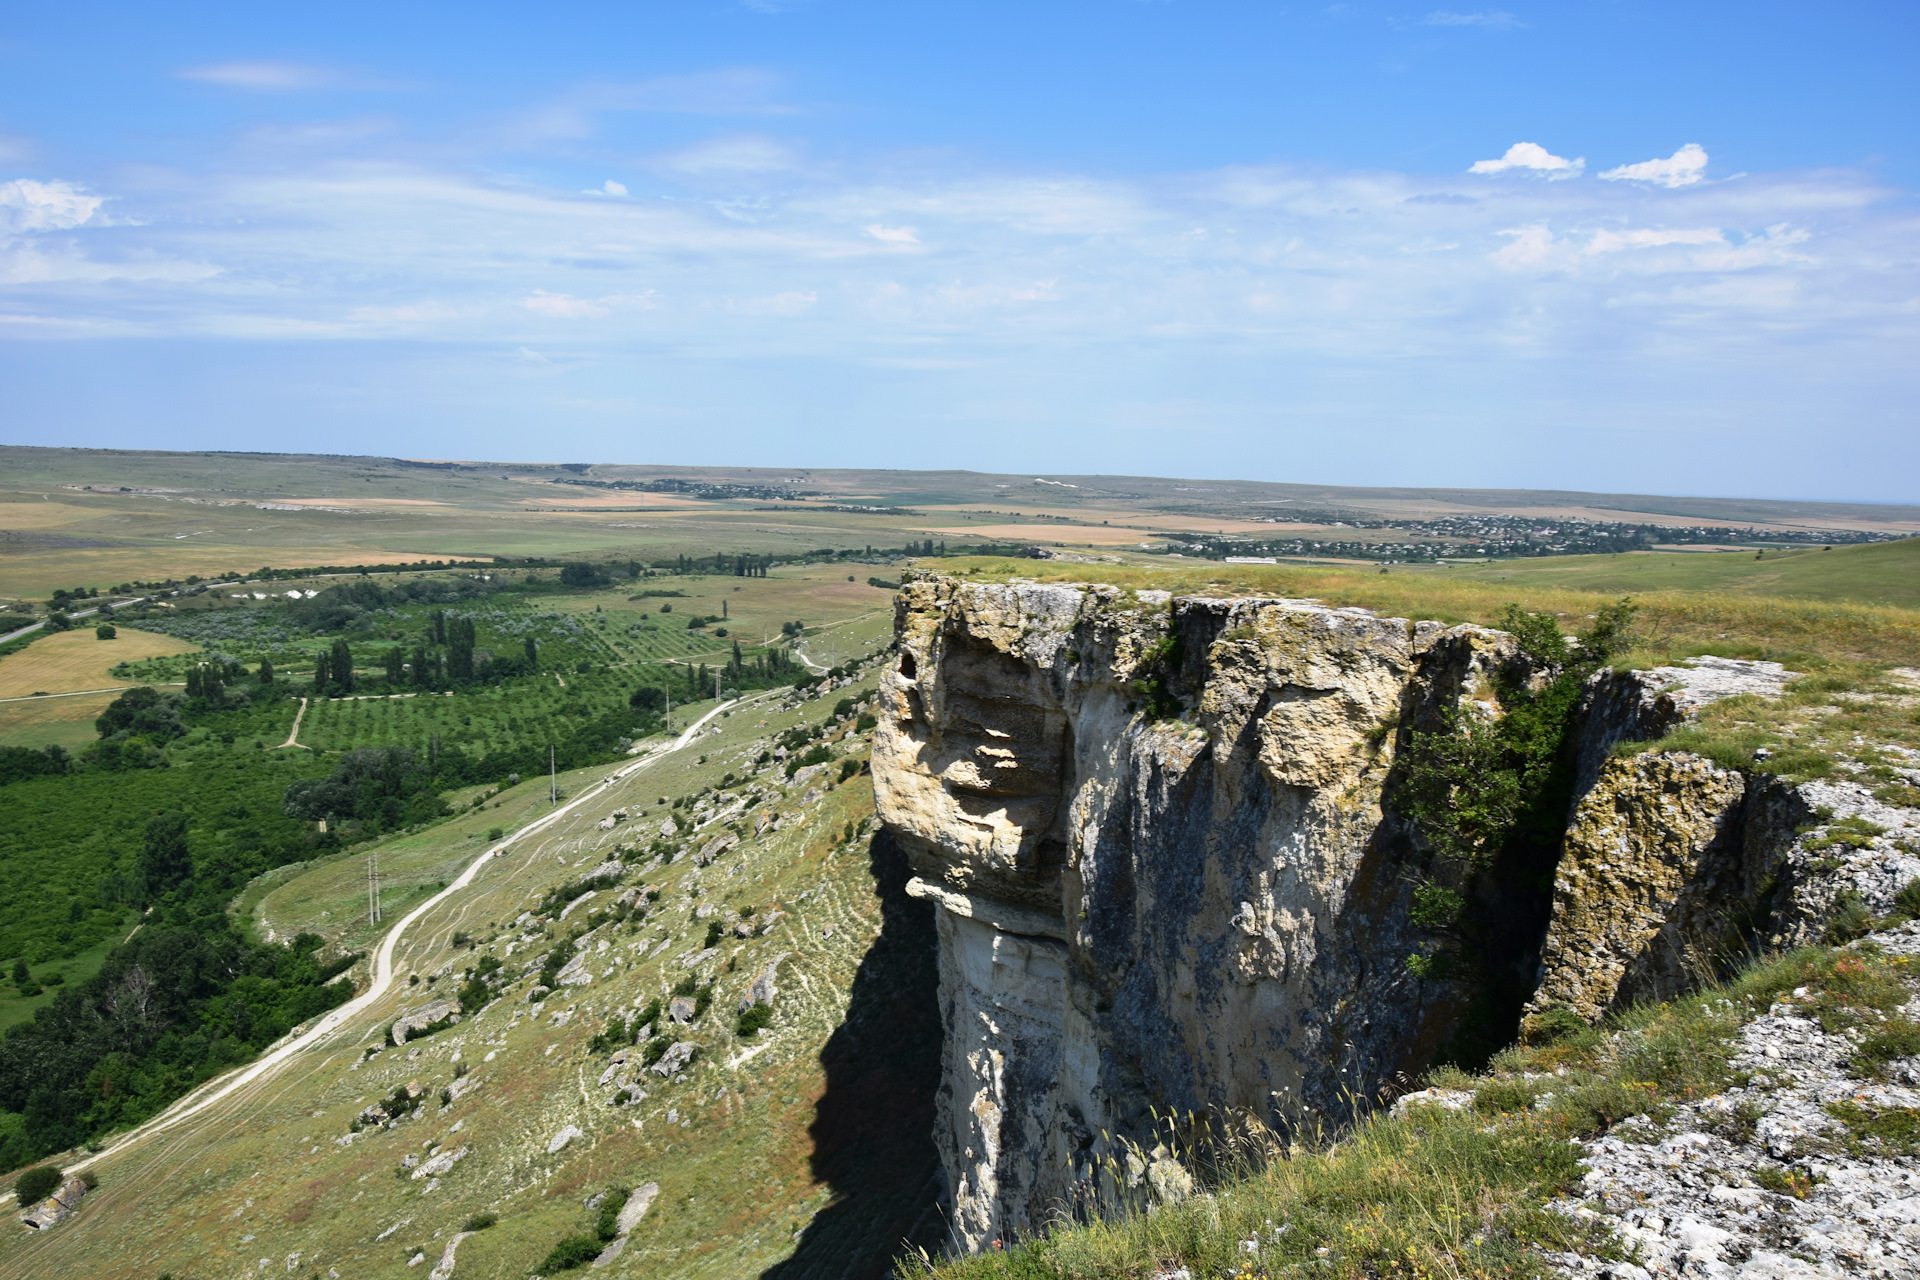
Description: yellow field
xmin=0 ymin=626 xmax=199 ymax=699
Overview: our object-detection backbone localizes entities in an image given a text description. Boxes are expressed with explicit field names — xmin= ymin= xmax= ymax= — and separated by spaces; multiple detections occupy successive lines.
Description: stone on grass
xmin=547 ymin=1124 xmax=584 ymax=1155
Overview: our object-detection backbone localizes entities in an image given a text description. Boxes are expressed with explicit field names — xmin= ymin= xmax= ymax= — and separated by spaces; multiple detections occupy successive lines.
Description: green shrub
xmin=736 ymin=1004 xmax=773 ymax=1036
xmin=539 ymin=1233 xmax=605 ymax=1272
xmin=464 ymin=1211 xmax=497 ymax=1231
xmin=1824 ymin=890 xmax=1876 ymax=944
xmin=595 ymin=1187 xmax=631 ymax=1241
xmin=1472 ymin=1078 xmax=1536 ymax=1116
xmin=13 ymin=1165 xmax=60 ymax=1204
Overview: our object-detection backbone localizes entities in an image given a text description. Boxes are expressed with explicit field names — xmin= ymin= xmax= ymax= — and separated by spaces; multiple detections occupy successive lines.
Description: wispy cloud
xmin=1469 ymin=142 xmax=1584 ymax=178
xmin=1424 ymin=10 xmax=1522 ymax=28
xmin=1601 ymin=143 xmax=1710 ymax=189
xmin=177 ymin=61 xmax=336 ymax=91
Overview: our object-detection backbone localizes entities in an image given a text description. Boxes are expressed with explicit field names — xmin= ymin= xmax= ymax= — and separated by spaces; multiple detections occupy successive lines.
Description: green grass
xmin=944 ymin=556 xmax=1920 ymax=668
xmin=0 ymin=932 xmax=123 ymax=1034
xmin=1432 ymin=537 xmax=1920 ymax=609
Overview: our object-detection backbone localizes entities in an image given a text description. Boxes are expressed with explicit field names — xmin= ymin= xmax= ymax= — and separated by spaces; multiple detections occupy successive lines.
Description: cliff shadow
xmin=760 ymin=829 xmax=947 ymax=1280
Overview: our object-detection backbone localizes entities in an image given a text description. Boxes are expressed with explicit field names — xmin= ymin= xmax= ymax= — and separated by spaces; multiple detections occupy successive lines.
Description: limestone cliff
xmin=872 ymin=576 xmax=1524 ymax=1250
xmin=872 ymin=580 xmax=1913 ymax=1255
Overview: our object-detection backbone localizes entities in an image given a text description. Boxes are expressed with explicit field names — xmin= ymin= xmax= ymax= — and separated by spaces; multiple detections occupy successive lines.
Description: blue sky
xmin=1 ymin=1 xmax=1915 ymax=500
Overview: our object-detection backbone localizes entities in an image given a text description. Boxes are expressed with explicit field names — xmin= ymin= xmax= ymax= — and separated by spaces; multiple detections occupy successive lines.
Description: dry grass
xmin=0 ymin=626 xmax=198 ymax=699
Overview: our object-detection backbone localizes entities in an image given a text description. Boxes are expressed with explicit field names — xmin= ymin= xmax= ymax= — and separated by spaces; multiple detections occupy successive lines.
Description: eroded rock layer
xmin=872 ymin=576 xmax=1521 ymax=1249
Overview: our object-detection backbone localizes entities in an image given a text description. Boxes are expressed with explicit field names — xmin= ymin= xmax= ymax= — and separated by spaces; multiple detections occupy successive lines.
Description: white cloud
xmin=523 ymin=291 xmax=610 ymax=318
xmin=602 ymin=180 xmax=628 ymax=197
xmin=177 ymin=61 xmax=334 ymax=91
xmin=1600 ymin=144 xmax=1710 ymax=189
xmin=0 ymin=179 xmax=102 ymax=232
xmin=1424 ymin=11 xmax=1521 ymax=28
xmin=864 ymin=224 xmax=919 ymax=244
xmin=1469 ymin=142 xmax=1584 ymax=178
xmin=1585 ymin=226 xmax=1723 ymax=254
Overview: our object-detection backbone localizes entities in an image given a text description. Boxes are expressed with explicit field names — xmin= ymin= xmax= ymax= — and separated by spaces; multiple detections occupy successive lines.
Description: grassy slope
xmin=1432 ymin=536 xmax=1920 ymax=608
xmin=0 ymin=660 xmax=943 ymax=1280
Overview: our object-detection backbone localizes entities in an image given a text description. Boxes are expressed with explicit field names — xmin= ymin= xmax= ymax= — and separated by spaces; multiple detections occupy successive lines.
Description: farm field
xmin=1423 ymin=535 xmax=1920 ymax=607
xmin=4 ymin=447 xmax=1915 ymax=601
xmin=0 ymin=626 xmax=197 ymax=698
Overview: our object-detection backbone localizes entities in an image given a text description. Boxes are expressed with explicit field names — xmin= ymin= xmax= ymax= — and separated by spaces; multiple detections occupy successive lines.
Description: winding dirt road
xmin=9 ymin=697 xmax=742 ymax=1199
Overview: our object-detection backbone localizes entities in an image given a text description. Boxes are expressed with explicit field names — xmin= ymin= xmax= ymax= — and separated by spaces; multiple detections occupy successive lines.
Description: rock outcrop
xmin=391 ymin=997 xmax=461 ymax=1045
xmin=18 ymin=1174 xmax=89 ymax=1230
xmin=873 ymin=576 xmax=1527 ymax=1250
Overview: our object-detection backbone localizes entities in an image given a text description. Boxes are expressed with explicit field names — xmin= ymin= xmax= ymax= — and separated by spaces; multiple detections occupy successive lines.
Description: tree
xmin=311 ymin=647 xmax=331 ymax=692
xmin=411 ymin=644 xmax=431 ymax=688
xmin=384 ymin=647 xmax=405 ymax=685
xmin=138 ymin=813 xmax=192 ymax=901
xmin=95 ymin=624 xmax=116 ymax=640
xmin=524 ymin=636 xmax=538 ymax=670
xmin=448 ymin=617 xmax=475 ymax=681
xmin=257 ymin=656 xmax=274 ymax=685
xmin=329 ymin=639 xmax=355 ymax=694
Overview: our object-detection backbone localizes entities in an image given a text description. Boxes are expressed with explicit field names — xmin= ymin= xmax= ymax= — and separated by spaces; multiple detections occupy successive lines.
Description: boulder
xmin=657 ymin=817 xmax=678 ymax=839
xmin=411 ymin=1145 xmax=469 ymax=1180
xmin=738 ymin=955 xmax=788 ymax=1012
xmin=693 ymin=834 xmax=737 ymax=867
xmin=392 ymin=998 xmax=461 ymax=1046
xmin=649 ymin=1040 xmax=698 ymax=1078
xmin=547 ymin=1124 xmax=584 ymax=1154
xmin=18 ymin=1175 xmax=89 ymax=1230
xmin=667 ymin=997 xmax=696 ymax=1025
xmin=583 ymin=859 xmax=625 ymax=881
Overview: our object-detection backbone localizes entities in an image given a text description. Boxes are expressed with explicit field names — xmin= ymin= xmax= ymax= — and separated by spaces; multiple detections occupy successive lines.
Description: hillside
xmin=0 ymin=650 xmax=942 ymax=1280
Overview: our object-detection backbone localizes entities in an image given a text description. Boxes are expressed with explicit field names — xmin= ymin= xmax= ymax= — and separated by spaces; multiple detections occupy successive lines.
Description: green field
xmin=1426 ymin=535 xmax=1920 ymax=607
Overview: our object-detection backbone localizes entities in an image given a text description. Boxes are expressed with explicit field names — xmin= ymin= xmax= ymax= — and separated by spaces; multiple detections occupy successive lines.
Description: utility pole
xmin=368 ymin=852 xmax=382 ymax=924
xmin=550 ymin=744 xmax=557 ymax=805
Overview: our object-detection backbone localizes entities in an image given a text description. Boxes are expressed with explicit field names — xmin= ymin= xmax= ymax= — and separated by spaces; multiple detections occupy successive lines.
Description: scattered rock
xmin=677 ymin=947 xmax=719 ymax=970
xmin=428 ymin=1230 xmax=473 ymax=1280
xmin=411 ymin=1145 xmax=468 ymax=1180
xmin=547 ymin=1124 xmax=584 ymax=1155
xmin=1389 ymin=1087 xmax=1474 ymax=1117
xmin=667 ymin=997 xmax=696 ymax=1025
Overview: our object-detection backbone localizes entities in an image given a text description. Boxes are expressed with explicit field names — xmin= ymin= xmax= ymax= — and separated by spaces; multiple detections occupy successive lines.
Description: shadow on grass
xmin=761 ymin=829 xmax=946 ymax=1280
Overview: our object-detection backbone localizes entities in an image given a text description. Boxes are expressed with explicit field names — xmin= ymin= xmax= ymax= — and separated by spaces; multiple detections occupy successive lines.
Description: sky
xmin=1 ymin=1 xmax=1915 ymax=501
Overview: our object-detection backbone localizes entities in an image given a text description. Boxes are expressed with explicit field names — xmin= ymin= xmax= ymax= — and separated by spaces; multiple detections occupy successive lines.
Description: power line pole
xmin=549 ymin=744 xmax=557 ymax=806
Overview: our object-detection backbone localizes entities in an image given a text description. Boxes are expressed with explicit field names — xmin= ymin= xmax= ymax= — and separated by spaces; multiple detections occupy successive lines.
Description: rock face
xmin=872 ymin=576 xmax=1526 ymax=1250
xmin=1530 ymin=751 xmax=1752 ymax=1023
